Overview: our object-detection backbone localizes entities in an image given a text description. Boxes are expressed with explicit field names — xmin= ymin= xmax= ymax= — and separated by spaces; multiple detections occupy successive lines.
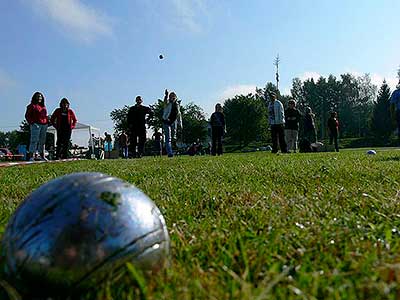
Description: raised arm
xmin=163 ymin=89 xmax=169 ymax=105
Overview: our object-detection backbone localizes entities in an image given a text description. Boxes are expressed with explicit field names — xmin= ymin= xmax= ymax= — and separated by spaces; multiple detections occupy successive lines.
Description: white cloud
xmin=219 ymin=84 xmax=257 ymax=100
xmin=370 ymin=74 xmax=398 ymax=90
xmin=0 ymin=69 xmax=16 ymax=89
xmin=297 ymin=70 xmax=398 ymax=90
xmin=299 ymin=72 xmax=321 ymax=82
xmin=170 ymin=0 xmax=207 ymax=33
xmin=30 ymin=0 xmax=112 ymax=42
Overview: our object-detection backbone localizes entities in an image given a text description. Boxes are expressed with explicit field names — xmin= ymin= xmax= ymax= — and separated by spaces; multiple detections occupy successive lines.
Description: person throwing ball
xmin=162 ymin=90 xmax=182 ymax=157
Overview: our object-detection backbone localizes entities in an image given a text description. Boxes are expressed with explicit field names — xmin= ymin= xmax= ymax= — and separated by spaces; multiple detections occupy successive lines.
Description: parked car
xmin=0 ymin=148 xmax=13 ymax=160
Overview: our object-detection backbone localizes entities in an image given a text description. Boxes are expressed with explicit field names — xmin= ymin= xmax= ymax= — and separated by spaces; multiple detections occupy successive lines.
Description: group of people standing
xmin=268 ymin=91 xmax=339 ymax=154
xmin=125 ymin=90 xmax=183 ymax=158
xmin=123 ymin=89 xmax=226 ymax=158
xmin=25 ymin=92 xmax=77 ymax=161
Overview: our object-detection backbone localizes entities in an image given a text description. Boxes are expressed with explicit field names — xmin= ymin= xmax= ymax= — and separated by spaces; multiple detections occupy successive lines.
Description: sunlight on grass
xmin=1 ymin=151 xmax=400 ymax=299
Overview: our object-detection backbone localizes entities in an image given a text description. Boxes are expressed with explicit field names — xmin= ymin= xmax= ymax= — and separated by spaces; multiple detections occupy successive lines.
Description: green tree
xmin=110 ymin=105 xmax=130 ymax=134
xmin=148 ymin=99 xmax=165 ymax=132
xmin=223 ymin=94 xmax=268 ymax=147
xmin=370 ymin=81 xmax=392 ymax=139
xmin=290 ymin=78 xmax=306 ymax=111
xmin=180 ymin=102 xmax=208 ymax=144
xmin=355 ymin=74 xmax=376 ymax=137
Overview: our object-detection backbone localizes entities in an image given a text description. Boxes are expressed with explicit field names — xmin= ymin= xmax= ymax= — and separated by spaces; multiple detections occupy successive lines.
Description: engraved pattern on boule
xmin=1 ymin=172 xmax=170 ymax=295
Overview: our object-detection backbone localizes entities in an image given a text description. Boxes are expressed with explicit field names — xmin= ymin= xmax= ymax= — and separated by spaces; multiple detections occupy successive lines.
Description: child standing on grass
xmin=153 ymin=130 xmax=163 ymax=156
xmin=104 ymin=132 xmax=113 ymax=159
xmin=118 ymin=131 xmax=129 ymax=158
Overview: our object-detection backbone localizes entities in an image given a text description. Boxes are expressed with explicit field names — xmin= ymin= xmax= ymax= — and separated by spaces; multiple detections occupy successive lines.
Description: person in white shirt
xmin=268 ymin=91 xmax=287 ymax=154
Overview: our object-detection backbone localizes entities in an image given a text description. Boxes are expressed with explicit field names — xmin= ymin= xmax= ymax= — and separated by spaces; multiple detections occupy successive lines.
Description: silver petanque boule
xmin=1 ymin=172 xmax=170 ymax=297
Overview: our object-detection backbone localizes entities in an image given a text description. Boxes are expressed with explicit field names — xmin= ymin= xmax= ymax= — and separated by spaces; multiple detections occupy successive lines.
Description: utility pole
xmin=274 ymin=54 xmax=280 ymax=91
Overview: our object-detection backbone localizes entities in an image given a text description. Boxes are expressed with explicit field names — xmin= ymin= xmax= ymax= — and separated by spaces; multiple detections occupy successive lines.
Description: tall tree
xmin=290 ymin=78 xmax=306 ymax=111
xmin=223 ymin=94 xmax=268 ymax=147
xmin=355 ymin=74 xmax=376 ymax=136
xmin=148 ymin=99 xmax=165 ymax=132
xmin=370 ymin=81 xmax=392 ymax=139
xmin=338 ymin=73 xmax=360 ymax=137
xmin=110 ymin=105 xmax=130 ymax=134
xmin=180 ymin=103 xmax=208 ymax=144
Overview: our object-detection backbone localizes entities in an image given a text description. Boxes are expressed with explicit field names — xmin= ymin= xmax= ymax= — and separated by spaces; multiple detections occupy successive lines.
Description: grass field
xmin=1 ymin=150 xmax=400 ymax=299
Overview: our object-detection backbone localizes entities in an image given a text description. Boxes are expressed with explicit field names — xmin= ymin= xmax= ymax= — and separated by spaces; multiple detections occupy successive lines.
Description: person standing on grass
xmin=127 ymin=96 xmax=153 ymax=158
xmin=302 ymin=106 xmax=317 ymax=149
xmin=327 ymin=111 xmax=339 ymax=152
xmin=268 ymin=91 xmax=287 ymax=154
xmin=284 ymin=99 xmax=301 ymax=153
xmin=152 ymin=130 xmax=163 ymax=156
xmin=25 ymin=91 xmax=49 ymax=161
xmin=210 ymin=103 xmax=226 ymax=156
xmin=162 ymin=89 xmax=182 ymax=157
xmin=118 ymin=131 xmax=129 ymax=158
xmin=104 ymin=132 xmax=112 ymax=159
xmin=50 ymin=98 xmax=77 ymax=159
xmin=390 ymin=80 xmax=400 ymax=145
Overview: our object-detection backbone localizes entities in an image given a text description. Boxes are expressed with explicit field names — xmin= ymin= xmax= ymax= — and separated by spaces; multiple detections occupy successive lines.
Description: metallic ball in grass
xmin=1 ymin=172 xmax=170 ymax=296
xmin=367 ymin=149 xmax=377 ymax=155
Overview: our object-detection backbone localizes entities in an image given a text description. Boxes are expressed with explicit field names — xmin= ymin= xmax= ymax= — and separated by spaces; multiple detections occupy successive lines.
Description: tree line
xmin=110 ymin=72 xmax=398 ymax=149
xmin=1 ymin=72 xmax=398 ymax=152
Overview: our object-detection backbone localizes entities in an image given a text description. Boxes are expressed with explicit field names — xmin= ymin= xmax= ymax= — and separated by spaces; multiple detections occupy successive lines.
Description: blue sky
xmin=1 ymin=0 xmax=399 ymax=141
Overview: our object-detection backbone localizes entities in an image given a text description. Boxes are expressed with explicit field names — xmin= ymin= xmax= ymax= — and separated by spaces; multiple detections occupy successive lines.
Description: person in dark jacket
xmin=50 ymin=98 xmax=77 ymax=159
xmin=127 ymin=96 xmax=153 ymax=158
xmin=390 ymin=80 xmax=400 ymax=145
xmin=118 ymin=131 xmax=129 ymax=158
xmin=25 ymin=91 xmax=49 ymax=161
xmin=303 ymin=106 xmax=317 ymax=143
xmin=327 ymin=111 xmax=339 ymax=152
xmin=210 ymin=103 xmax=226 ymax=155
xmin=284 ymin=99 xmax=301 ymax=153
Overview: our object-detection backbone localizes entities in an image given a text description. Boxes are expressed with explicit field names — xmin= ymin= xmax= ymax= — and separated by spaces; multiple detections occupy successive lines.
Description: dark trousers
xmin=211 ymin=126 xmax=223 ymax=155
xmin=56 ymin=129 xmax=72 ymax=159
xmin=271 ymin=124 xmax=287 ymax=153
xmin=329 ymin=132 xmax=339 ymax=152
xmin=129 ymin=128 xmax=146 ymax=157
xmin=396 ymin=110 xmax=400 ymax=140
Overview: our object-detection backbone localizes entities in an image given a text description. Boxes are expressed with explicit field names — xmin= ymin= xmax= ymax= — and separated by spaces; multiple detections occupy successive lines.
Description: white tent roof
xmin=47 ymin=122 xmax=99 ymax=133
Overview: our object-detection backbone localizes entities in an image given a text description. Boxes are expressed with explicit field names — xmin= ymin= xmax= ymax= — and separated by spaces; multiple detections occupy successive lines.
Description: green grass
xmin=1 ymin=150 xmax=400 ymax=299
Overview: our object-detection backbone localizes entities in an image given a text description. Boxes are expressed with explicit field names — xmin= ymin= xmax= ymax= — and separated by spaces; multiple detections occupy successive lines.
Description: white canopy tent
xmin=47 ymin=122 xmax=100 ymax=157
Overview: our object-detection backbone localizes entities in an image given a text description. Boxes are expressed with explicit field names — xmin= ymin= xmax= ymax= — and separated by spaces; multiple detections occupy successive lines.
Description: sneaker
xmin=41 ymin=156 xmax=49 ymax=161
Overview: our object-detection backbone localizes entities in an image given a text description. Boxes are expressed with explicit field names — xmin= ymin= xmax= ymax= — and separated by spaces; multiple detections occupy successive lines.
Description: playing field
xmin=1 ymin=150 xmax=400 ymax=299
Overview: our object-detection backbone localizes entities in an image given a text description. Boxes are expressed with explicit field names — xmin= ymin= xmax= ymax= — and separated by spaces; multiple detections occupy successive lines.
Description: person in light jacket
xmin=162 ymin=89 xmax=182 ymax=157
xmin=268 ymin=91 xmax=287 ymax=154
